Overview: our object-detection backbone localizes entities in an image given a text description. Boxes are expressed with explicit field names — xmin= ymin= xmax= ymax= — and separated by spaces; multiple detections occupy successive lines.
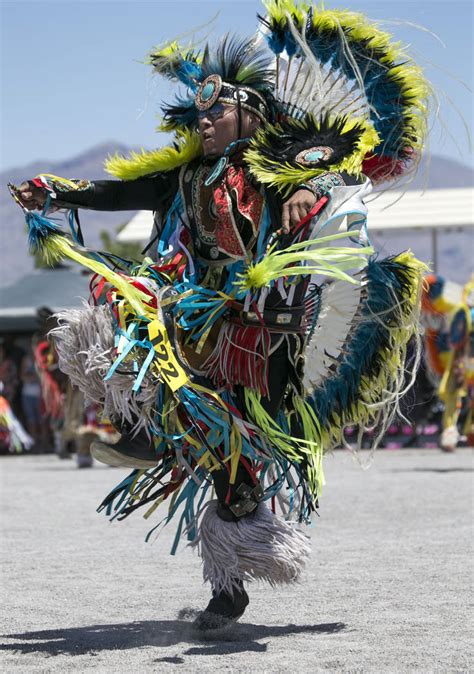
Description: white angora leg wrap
xmin=192 ymin=500 xmax=311 ymax=596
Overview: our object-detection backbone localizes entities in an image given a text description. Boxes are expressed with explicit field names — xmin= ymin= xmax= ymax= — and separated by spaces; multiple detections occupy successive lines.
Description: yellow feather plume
xmin=105 ymin=129 xmax=201 ymax=180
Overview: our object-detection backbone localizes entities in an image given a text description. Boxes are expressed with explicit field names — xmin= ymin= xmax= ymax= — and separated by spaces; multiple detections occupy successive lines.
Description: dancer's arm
xmin=280 ymin=170 xmax=364 ymax=233
xmin=16 ymin=172 xmax=179 ymax=212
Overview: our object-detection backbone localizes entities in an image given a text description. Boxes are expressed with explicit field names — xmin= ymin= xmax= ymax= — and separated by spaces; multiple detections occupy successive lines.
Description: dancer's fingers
xmin=281 ymin=202 xmax=291 ymax=234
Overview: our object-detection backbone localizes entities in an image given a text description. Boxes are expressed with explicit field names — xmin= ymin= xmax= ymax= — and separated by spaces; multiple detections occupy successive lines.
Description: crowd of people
xmin=0 ymin=336 xmax=41 ymax=452
xmin=0 ymin=325 xmax=118 ymax=465
xmin=2 ymin=274 xmax=473 ymax=460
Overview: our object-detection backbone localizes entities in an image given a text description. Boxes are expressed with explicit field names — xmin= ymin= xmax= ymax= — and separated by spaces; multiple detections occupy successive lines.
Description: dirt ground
xmin=0 ymin=448 xmax=472 ymax=673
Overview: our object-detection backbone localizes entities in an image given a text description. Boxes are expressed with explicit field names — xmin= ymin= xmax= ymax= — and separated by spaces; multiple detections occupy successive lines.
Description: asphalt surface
xmin=1 ymin=448 xmax=472 ymax=673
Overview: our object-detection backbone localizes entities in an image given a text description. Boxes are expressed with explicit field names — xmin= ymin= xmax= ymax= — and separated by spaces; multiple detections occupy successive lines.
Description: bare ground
xmin=0 ymin=448 xmax=472 ymax=673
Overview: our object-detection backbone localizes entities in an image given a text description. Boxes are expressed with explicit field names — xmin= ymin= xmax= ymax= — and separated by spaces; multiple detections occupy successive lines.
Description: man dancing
xmin=13 ymin=2 xmax=429 ymax=630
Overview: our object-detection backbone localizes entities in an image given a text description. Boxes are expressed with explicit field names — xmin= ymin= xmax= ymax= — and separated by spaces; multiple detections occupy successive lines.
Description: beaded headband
xmin=195 ymin=75 xmax=269 ymax=122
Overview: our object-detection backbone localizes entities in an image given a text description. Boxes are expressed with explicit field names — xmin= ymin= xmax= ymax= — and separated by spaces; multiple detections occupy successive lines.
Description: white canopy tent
xmin=366 ymin=187 xmax=473 ymax=272
xmin=117 ymin=210 xmax=155 ymax=245
xmin=117 ymin=187 xmax=474 ymax=273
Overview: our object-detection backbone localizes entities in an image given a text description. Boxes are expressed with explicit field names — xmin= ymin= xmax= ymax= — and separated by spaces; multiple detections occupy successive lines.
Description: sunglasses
xmin=197 ymin=103 xmax=236 ymax=123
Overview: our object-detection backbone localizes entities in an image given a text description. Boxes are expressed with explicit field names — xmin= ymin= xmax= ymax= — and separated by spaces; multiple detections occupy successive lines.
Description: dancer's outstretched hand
xmin=17 ymin=181 xmax=48 ymax=211
xmin=281 ymin=189 xmax=317 ymax=234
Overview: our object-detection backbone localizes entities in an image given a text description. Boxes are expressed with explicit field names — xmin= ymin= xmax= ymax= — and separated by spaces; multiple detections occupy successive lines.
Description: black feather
xmin=254 ymin=114 xmax=365 ymax=167
xmin=161 ymin=34 xmax=277 ymax=130
xmin=201 ymin=34 xmax=275 ymax=95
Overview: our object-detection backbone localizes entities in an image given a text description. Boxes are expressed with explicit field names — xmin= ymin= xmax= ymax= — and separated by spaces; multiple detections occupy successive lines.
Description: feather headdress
xmin=101 ymin=1 xmax=431 ymax=185
xmin=149 ymin=35 xmax=276 ymax=131
xmin=258 ymin=1 xmax=431 ymax=183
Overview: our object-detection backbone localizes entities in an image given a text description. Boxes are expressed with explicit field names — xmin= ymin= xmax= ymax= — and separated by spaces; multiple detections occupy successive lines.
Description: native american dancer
xmin=11 ymin=1 xmax=430 ymax=630
xmin=422 ymin=275 xmax=474 ymax=451
xmin=463 ymin=278 xmax=474 ymax=447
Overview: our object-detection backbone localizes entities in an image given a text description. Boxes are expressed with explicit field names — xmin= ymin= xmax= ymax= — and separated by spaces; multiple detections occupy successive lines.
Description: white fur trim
xmin=192 ymin=500 xmax=311 ymax=595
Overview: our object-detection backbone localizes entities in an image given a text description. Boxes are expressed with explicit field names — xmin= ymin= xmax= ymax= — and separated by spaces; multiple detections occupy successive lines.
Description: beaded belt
xmin=229 ymin=301 xmax=306 ymax=334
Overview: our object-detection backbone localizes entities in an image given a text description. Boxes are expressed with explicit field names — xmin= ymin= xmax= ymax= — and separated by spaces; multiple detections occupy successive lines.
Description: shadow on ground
xmin=0 ymin=618 xmax=347 ymax=657
xmin=387 ymin=467 xmax=473 ymax=474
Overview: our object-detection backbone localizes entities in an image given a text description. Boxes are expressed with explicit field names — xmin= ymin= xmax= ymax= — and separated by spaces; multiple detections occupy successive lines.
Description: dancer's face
xmin=198 ymin=103 xmax=260 ymax=157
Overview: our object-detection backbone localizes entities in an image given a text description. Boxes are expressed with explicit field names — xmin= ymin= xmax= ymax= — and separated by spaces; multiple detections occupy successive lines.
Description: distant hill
xmin=399 ymin=154 xmax=474 ymax=190
xmin=1 ymin=142 xmax=473 ymax=288
xmin=1 ymin=142 xmax=140 ymax=288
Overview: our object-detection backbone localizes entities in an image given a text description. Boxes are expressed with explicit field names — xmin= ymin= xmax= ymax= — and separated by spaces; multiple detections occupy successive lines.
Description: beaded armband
xmin=31 ymin=175 xmax=93 ymax=203
xmin=29 ymin=174 xmax=94 ymax=211
xmin=300 ymin=171 xmax=347 ymax=200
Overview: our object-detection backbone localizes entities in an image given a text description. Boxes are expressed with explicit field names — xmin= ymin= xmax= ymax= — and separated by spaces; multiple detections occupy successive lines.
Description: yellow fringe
xmin=43 ymin=235 xmax=151 ymax=316
xmin=237 ymin=231 xmax=373 ymax=291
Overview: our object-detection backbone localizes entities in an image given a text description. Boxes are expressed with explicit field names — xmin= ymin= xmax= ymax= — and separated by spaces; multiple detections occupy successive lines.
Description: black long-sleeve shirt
xmin=55 ymin=172 xmax=179 ymax=212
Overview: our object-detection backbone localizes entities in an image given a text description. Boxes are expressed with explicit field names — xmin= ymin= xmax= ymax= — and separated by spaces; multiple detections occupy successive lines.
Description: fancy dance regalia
xmin=11 ymin=2 xmax=429 ymax=627
xmin=422 ymin=275 xmax=474 ymax=450
xmin=463 ymin=278 xmax=474 ymax=446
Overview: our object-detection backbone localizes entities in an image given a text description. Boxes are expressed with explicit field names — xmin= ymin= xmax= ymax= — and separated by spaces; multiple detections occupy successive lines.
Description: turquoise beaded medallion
xmin=195 ymin=75 xmax=223 ymax=111
xmin=295 ymin=146 xmax=334 ymax=166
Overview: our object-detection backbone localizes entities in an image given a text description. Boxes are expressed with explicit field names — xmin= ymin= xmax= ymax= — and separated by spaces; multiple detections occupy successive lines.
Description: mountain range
xmin=1 ymin=142 xmax=473 ymax=289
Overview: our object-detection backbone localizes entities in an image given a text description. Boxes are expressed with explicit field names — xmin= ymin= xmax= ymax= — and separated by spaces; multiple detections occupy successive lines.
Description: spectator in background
xmin=2 ymin=336 xmax=25 ymax=421
xmin=0 ymin=341 xmax=19 ymax=405
xmin=20 ymin=341 xmax=43 ymax=450
xmin=34 ymin=307 xmax=68 ymax=457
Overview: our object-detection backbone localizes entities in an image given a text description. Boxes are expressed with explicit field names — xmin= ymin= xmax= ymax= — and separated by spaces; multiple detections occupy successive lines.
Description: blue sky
xmin=1 ymin=0 xmax=473 ymax=171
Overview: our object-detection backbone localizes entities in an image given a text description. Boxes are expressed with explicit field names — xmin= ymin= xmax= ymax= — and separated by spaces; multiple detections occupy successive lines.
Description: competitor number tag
xmin=147 ymin=319 xmax=189 ymax=392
